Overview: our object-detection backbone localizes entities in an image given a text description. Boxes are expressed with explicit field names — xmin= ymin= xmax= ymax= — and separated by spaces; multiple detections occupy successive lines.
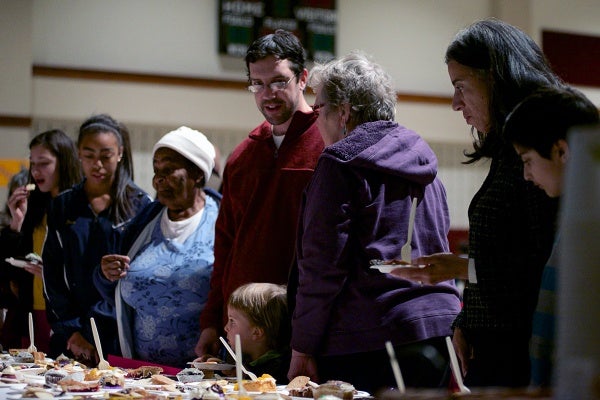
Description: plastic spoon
xmin=90 ymin=317 xmax=110 ymax=370
xmin=446 ymin=336 xmax=470 ymax=394
xmin=385 ymin=341 xmax=405 ymax=394
xmin=234 ymin=334 xmax=248 ymax=396
xmin=401 ymin=197 xmax=418 ymax=263
xmin=219 ymin=336 xmax=258 ymax=381
xmin=27 ymin=312 xmax=37 ymax=353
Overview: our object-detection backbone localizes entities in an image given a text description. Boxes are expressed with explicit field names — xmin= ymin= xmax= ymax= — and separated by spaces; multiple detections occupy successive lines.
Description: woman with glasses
xmin=197 ymin=29 xmax=323 ymax=361
xmin=43 ymin=114 xmax=151 ymax=363
xmin=287 ymin=51 xmax=461 ymax=393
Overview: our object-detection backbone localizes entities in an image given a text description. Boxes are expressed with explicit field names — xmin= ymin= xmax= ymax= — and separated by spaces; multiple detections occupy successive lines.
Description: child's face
xmin=514 ymin=141 xmax=567 ymax=198
xmin=224 ymin=306 xmax=254 ymax=353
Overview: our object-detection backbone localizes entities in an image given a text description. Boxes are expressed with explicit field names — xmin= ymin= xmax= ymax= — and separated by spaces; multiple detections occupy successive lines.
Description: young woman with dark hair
xmin=0 ymin=129 xmax=82 ymax=352
xmin=42 ymin=114 xmax=151 ymax=363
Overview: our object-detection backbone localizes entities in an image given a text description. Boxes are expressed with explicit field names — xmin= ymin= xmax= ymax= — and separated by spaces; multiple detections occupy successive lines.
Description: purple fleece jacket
xmin=292 ymin=120 xmax=461 ymax=356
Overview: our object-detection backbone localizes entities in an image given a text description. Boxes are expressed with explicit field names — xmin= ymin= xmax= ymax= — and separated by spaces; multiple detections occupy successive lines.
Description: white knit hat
xmin=153 ymin=126 xmax=216 ymax=184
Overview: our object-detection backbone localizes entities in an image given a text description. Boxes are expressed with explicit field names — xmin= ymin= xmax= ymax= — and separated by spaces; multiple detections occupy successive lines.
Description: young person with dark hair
xmin=0 ymin=129 xmax=82 ymax=352
xmin=504 ymin=86 xmax=599 ymax=388
xmin=43 ymin=114 xmax=151 ymax=363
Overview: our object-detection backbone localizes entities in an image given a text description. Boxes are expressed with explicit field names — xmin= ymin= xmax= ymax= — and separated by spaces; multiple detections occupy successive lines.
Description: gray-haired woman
xmin=288 ymin=52 xmax=461 ymax=393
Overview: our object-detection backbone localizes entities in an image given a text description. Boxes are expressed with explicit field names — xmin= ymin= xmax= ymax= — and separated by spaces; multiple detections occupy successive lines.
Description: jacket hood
xmin=322 ymin=120 xmax=438 ymax=185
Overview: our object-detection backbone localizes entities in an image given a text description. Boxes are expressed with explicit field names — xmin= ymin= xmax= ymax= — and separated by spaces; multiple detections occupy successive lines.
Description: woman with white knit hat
xmin=93 ymin=126 xmax=221 ymax=367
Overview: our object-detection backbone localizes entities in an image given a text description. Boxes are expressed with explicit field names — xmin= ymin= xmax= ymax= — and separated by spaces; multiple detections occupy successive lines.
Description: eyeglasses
xmin=311 ymin=103 xmax=326 ymax=113
xmin=247 ymin=75 xmax=296 ymax=93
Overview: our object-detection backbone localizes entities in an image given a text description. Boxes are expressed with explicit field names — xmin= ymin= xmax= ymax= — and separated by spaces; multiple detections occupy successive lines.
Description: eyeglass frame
xmin=247 ymin=74 xmax=298 ymax=94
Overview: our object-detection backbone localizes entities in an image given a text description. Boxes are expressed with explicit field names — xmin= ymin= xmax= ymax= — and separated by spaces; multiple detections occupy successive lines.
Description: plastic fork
xmin=400 ymin=197 xmax=418 ymax=263
xmin=219 ymin=336 xmax=258 ymax=381
xmin=90 ymin=317 xmax=110 ymax=370
xmin=27 ymin=312 xmax=37 ymax=353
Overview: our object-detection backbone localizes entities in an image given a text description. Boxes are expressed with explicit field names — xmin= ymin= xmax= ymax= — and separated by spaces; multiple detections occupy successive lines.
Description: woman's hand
xmin=452 ymin=327 xmax=472 ymax=377
xmin=101 ymin=254 xmax=130 ymax=282
xmin=195 ymin=327 xmax=220 ymax=358
xmin=7 ymin=185 xmax=30 ymax=232
xmin=23 ymin=262 xmax=43 ymax=278
xmin=288 ymin=349 xmax=319 ymax=383
xmin=390 ymin=253 xmax=468 ymax=284
xmin=67 ymin=331 xmax=98 ymax=365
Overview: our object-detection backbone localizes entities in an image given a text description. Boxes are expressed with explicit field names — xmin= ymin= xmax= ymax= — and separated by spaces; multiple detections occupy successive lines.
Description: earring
xmin=342 ymin=126 xmax=347 ymax=137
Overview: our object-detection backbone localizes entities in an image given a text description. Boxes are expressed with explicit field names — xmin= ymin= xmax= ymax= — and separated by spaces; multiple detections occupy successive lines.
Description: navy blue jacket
xmin=42 ymin=181 xmax=151 ymax=357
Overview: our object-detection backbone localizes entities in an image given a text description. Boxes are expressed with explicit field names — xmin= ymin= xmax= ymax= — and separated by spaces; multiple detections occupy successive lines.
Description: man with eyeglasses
xmin=196 ymin=29 xmax=323 ymax=359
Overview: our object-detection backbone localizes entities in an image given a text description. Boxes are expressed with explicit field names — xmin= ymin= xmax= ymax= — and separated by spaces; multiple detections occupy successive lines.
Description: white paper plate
xmin=282 ymin=386 xmax=371 ymax=399
xmin=65 ymin=392 xmax=104 ymax=398
xmin=370 ymin=265 xmax=410 ymax=273
xmin=15 ymin=368 xmax=46 ymax=375
xmin=0 ymin=383 xmax=27 ymax=389
xmin=192 ymin=361 xmax=235 ymax=371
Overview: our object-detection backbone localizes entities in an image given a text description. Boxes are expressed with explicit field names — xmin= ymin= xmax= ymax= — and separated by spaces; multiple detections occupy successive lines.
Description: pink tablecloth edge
xmin=107 ymin=354 xmax=182 ymax=375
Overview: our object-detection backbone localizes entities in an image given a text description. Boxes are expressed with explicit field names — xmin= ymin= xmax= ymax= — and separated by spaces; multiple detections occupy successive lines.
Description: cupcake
xmin=177 ymin=367 xmax=205 ymax=383
xmin=14 ymin=351 xmax=34 ymax=363
xmin=45 ymin=369 xmax=68 ymax=385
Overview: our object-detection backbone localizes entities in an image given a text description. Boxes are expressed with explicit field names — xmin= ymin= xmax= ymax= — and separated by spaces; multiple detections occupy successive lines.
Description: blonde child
xmin=225 ymin=283 xmax=291 ymax=383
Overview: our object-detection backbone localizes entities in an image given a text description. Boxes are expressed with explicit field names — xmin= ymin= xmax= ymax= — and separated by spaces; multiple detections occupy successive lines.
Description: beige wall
xmin=1 ymin=0 xmax=599 ymax=227
xmin=0 ymin=0 xmax=33 ymax=175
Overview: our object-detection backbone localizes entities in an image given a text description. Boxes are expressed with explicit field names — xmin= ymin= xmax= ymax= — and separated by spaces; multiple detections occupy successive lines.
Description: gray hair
xmin=308 ymin=51 xmax=396 ymax=124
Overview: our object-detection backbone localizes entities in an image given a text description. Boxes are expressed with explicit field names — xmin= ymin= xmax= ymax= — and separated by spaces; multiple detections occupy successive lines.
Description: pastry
xmin=125 ymin=365 xmax=163 ymax=379
xmin=85 ymin=367 xmax=102 ymax=381
xmin=235 ymin=373 xmax=277 ymax=393
xmin=287 ymin=375 xmax=313 ymax=398
xmin=99 ymin=371 xmax=125 ymax=388
xmin=312 ymin=380 xmax=356 ymax=400
xmin=151 ymin=374 xmax=177 ymax=385
xmin=58 ymin=378 xmax=100 ymax=392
